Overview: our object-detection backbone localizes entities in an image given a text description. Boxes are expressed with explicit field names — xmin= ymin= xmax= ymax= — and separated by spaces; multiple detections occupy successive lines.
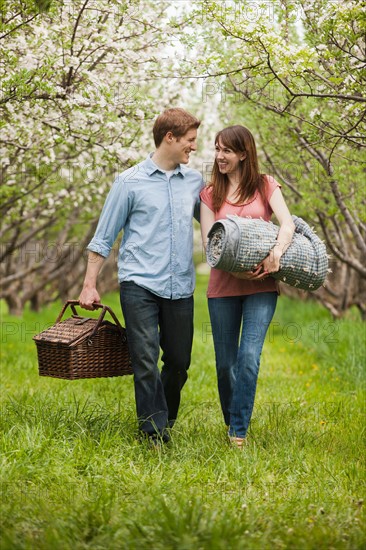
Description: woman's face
xmin=215 ymin=137 xmax=245 ymax=177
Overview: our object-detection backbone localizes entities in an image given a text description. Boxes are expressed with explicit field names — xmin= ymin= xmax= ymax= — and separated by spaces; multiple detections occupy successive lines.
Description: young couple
xmin=79 ymin=108 xmax=294 ymax=448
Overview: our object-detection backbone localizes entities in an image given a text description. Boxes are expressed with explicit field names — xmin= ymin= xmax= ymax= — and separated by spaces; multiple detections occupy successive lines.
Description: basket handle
xmin=55 ymin=300 xmax=125 ymax=337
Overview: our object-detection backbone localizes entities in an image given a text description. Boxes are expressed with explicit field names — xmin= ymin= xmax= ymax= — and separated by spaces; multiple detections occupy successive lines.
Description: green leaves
xmin=34 ymin=0 xmax=52 ymax=12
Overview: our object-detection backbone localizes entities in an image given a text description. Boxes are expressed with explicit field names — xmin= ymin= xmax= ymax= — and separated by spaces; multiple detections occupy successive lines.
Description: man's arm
xmin=194 ymin=178 xmax=205 ymax=223
xmin=193 ymin=198 xmax=201 ymax=223
xmin=79 ymin=251 xmax=105 ymax=310
xmin=78 ymin=173 xmax=131 ymax=309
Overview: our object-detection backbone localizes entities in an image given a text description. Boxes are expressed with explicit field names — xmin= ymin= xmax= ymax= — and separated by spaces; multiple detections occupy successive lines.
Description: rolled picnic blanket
xmin=206 ymin=215 xmax=329 ymax=291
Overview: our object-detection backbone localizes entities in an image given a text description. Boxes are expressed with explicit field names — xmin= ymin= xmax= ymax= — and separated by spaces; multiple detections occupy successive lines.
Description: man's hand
xmin=79 ymin=251 xmax=105 ymax=309
xmin=78 ymin=287 xmax=101 ymax=310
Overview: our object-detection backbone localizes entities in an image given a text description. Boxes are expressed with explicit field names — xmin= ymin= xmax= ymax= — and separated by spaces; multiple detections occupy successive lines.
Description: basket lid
xmin=33 ymin=316 xmax=97 ymax=345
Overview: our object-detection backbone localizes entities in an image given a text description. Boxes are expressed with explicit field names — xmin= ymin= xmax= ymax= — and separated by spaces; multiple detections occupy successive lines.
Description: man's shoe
xmin=148 ymin=436 xmax=163 ymax=450
xmin=140 ymin=430 xmax=171 ymax=449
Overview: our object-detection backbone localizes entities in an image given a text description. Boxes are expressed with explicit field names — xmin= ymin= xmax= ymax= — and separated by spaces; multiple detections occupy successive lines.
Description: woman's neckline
xmin=224 ymin=190 xmax=258 ymax=207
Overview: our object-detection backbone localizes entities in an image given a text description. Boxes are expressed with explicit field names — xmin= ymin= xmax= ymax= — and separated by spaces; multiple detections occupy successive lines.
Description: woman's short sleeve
xmin=265 ymin=175 xmax=281 ymax=202
xmin=200 ymin=185 xmax=214 ymax=211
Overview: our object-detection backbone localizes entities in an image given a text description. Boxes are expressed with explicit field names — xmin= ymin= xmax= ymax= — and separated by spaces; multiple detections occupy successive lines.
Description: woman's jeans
xmin=208 ymin=292 xmax=277 ymax=438
xmin=120 ymin=282 xmax=193 ymax=439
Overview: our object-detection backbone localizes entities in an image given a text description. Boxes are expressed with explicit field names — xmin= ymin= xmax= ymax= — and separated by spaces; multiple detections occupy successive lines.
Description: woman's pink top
xmin=200 ymin=175 xmax=281 ymax=298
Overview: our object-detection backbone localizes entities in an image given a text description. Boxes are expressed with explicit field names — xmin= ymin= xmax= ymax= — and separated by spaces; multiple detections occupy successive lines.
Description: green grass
xmin=1 ymin=275 xmax=365 ymax=549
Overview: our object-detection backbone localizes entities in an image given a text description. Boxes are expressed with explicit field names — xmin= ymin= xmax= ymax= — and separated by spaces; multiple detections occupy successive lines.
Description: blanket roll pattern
xmin=206 ymin=215 xmax=329 ymax=291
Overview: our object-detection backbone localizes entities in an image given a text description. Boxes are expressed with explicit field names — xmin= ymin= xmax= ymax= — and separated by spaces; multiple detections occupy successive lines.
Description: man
xmin=79 ymin=108 xmax=204 ymax=444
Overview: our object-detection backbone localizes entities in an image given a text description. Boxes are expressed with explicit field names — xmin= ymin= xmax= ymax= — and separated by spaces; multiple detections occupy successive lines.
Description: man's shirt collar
xmin=144 ymin=154 xmax=185 ymax=177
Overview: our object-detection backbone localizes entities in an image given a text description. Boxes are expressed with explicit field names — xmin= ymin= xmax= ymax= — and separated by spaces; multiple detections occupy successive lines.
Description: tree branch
xmin=317 ymin=214 xmax=366 ymax=277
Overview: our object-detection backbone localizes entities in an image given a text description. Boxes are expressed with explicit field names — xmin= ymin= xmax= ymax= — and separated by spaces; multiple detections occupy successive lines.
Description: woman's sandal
xmin=229 ymin=436 xmax=247 ymax=449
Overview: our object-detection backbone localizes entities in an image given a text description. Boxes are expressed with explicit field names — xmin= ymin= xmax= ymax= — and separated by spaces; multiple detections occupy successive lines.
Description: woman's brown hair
xmin=210 ymin=125 xmax=267 ymax=211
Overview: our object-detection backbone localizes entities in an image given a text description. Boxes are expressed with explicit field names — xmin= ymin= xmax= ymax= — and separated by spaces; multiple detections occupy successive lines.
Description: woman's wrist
xmin=274 ymin=240 xmax=291 ymax=256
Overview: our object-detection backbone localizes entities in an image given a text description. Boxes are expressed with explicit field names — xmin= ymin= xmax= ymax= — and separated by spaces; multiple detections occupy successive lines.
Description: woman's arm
xmin=200 ymin=202 xmax=216 ymax=251
xmin=261 ymin=187 xmax=295 ymax=274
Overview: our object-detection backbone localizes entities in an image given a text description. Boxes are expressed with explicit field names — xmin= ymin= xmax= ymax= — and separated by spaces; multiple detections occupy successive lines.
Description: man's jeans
xmin=208 ymin=292 xmax=277 ymax=438
xmin=120 ymin=282 xmax=193 ymax=439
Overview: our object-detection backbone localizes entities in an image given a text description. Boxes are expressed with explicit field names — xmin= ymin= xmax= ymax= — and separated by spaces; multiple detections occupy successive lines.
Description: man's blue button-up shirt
xmin=87 ymin=155 xmax=204 ymax=299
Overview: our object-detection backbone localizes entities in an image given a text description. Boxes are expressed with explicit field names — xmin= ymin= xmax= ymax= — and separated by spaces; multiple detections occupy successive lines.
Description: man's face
xmin=170 ymin=128 xmax=198 ymax=164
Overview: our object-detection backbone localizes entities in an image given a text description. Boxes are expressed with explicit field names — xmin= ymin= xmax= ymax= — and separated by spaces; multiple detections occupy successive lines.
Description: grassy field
xmin=1 ymin=274 xmax=365 ymax=549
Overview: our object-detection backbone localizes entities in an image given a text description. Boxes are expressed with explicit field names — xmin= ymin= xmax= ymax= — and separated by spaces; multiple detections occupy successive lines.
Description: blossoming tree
xmin=1 ymin=0 xmax=179 ymax=313
xmin=182 ymin=0 xmax=365 ymax=316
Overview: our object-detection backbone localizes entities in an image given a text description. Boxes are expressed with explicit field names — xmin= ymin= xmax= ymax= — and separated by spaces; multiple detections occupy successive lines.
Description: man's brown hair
xmin=153 ymin=108 xmax=201 ymax=147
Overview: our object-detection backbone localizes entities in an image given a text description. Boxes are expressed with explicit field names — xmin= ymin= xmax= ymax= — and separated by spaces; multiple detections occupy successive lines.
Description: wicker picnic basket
xmin=33 ymin=300 xmax=132 ymax=380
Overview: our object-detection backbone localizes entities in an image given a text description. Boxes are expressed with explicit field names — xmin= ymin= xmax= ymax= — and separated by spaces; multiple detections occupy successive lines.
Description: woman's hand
xmin=261 ymin=246 xmax=282 ymax=274
xmin=231 ymin=265 xmax=269 ymax=280
xmin=232 ymin=246 xmax=282 ymax=281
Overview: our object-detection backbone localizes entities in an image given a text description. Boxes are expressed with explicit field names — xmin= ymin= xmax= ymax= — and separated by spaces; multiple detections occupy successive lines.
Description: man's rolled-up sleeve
xmin=87 ymin=175 xmax=130 ymax=258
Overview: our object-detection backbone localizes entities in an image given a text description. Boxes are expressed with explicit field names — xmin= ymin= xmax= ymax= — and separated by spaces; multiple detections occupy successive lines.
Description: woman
xmin=200 ymin=125 xmax=295 ymax=448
